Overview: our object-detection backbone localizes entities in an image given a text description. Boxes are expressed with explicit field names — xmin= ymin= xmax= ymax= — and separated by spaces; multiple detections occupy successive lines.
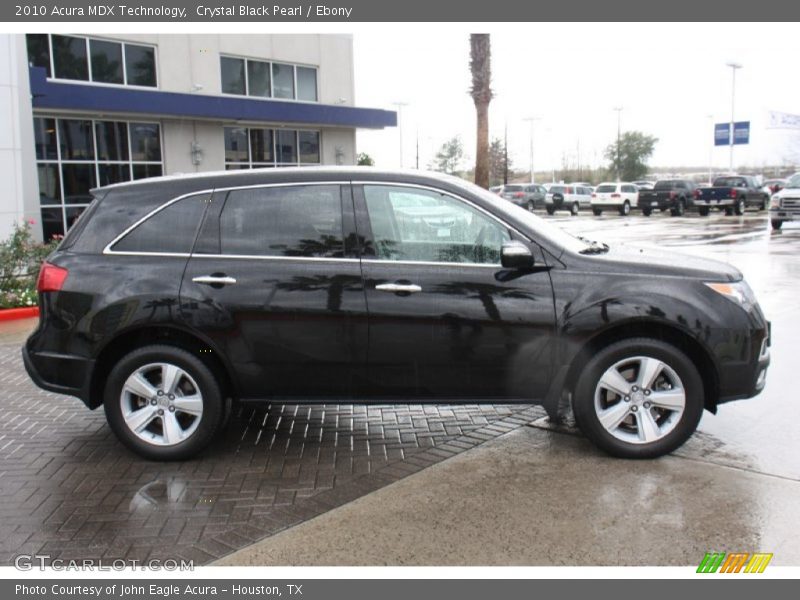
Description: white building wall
xmin=0 ymin=34 xmax=39 ymax=241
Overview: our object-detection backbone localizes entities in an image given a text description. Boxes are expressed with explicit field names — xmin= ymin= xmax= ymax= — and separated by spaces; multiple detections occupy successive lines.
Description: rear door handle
xmin=192 ymin=275 xmax=237 ymax=285
xmin=375 ymin=283 xmax=422 ymax=294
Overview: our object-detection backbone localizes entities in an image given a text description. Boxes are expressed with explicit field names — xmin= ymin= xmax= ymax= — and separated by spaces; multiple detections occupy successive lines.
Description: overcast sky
xmin=354 ymin=23 xmax=800 ymax=176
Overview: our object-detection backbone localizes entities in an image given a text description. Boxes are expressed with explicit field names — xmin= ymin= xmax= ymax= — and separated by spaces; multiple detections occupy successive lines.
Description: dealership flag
xmin=768 ymin=110 xmax=800 ymax=129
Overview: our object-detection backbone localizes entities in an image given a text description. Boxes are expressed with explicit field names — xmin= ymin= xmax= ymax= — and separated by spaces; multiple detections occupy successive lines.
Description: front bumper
xmin=716 ymin=319 xmax=771 ymax=406
xmin=770 ymin=208 xmax=800 ymax=221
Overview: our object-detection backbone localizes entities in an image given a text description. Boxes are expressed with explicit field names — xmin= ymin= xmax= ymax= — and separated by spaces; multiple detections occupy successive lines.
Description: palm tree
xmin=469 ymin=34 xmax=492 ymax=189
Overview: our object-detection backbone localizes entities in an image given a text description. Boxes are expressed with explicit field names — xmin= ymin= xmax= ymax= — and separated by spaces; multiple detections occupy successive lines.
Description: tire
xmin=619 ymin=200 xmax=631 ymax=216
xmin=670 ymin=199 xmax=685 ymax=217
xmin=572 ymin=338 xmax=704 ymax=459
xmin=641 ymin=208 xmax=651 ymax=217
xmin=759 ymin=199 xmax=767 ymax=211
xmin=698 ymin=207 xmax=709 ymax=216
xmin=771 ymin=219 xmax=783 ymax=230
xmin=527 ymin=201 xmax=535 ymax=212
xmin=103 ymin=344 xmax=225 ymax=461
xmin=734 ymin=198 xmax=745 ymax=216
xmin=570 ymin=202 xmax=579 ymax=216
xmin=546 ymin=206 xmax=555 ymax=215
xmin=592 ymin=208 xmax=603 ymax=216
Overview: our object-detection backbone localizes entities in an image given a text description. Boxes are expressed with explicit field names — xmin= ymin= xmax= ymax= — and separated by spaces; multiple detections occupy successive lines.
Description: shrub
xmin=0 ymin=222 xmax=61 ymax=309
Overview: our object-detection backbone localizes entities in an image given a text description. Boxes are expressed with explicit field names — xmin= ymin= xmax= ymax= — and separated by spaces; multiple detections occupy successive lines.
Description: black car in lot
xmin=24 ymin=168 xmax=770 ymax=460
xmin=637 ymin=179 xmax=697 ymax=217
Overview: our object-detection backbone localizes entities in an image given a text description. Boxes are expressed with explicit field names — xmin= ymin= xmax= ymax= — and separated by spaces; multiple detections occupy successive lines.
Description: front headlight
xmin=705 ymin=280 xmax=757 ymax=311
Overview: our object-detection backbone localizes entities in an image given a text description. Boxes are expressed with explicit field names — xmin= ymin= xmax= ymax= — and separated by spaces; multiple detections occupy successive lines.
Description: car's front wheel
xmin=592 ymin=208 xmax=603 ymax=216
xmin=698 ymin=207 xmax=710 ymax=216
xmin=771 ymin=219 xmax=783 ymax=230
xmin=619 ymin=200 xmax=631 ymax=216
xmin=104 ymin=345 xmax=225 ymax=460
xmin=572 ymin=338 xmax=704 ymax=459
xmin=734 ymin=198 xmax=745 ymax=216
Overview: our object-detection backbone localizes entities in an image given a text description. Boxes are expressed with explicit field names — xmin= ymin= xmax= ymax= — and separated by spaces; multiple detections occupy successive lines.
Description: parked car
xmin=500 ymin=183 xmax=547 ymax=211
xmin=590 ymin=182 xmax=639 ymax=216
xmin=545 ymin=184 xmax=593 ymax=215
xmin=637 ymin=179 xmax=697 ymax=217
xmin=633 ymin=180 xmax=655 ymax=191
xmin=24 ymin=168 xmax=770 ymax=460
xmin=693 ymin=175 xmax=769 ymax=216
xmin=489 ymin=185 xmax=504 ymax=194
xmin=762 ymin=179 xmax=786 ymax=196
xmin=769 ymin=172 xmax=800 ymax=230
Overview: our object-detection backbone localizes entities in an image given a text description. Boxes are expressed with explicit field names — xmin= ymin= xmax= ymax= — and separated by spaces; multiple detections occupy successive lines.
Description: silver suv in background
xmin=770 ymin=173 xmax=800 ymax=230
xmin=545 ymin=184 xmax=593 ymax=215
xmin=500 ymin=183 xmax=547 ymax=210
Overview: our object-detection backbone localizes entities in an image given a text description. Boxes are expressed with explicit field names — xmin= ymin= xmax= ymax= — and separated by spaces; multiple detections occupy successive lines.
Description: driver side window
xmin=363 ymin=185 xmax=510 ymax=264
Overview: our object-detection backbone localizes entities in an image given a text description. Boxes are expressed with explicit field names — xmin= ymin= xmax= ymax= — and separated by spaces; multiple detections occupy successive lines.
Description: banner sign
xmin=768 ymin=110 xmax=800 ymax=130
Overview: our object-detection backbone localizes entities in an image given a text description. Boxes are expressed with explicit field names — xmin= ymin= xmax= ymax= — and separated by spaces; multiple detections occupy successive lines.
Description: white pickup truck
xmin=770 ymin=172 xmax=800 ymax=230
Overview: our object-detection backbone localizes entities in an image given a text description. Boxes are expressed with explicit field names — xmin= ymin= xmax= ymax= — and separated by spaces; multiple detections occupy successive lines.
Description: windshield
xmin=443 ymin=176 xmax=593 ymax=255
xmin=654 ymin=180 xmax=678 ymax=190
xmin=785 ymin=174 xmax=800 ymax=189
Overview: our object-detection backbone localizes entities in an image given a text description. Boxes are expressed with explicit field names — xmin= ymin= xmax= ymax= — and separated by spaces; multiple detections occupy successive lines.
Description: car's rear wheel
xmin=641 ymin=208 xmax=651 ymax=217
xmin=698 ymin=207 xmax=709 ymax=216
xmin=734 ymin=198 xmax=745 ymax=216
xmin=771 ymin=219 xmax=783 ymax=230
xmin=619 ymin=200 xmax=631 ymax=216
xmin=592 ymin=208 xmax=603 ymax=216
xmin=527 ymin=200 xmax=535 ymax=212
xmin=104 ymin=345 xmax=224 ymax=460
xmin=546 ymin=206 xmax=555 ymax=215
xmin=572 ymin=338 xmax=704 ymax=459
xmin=670 ymin=199 xmax=685 ymax=217
xmin=571 ymin=202 xmax=579 ymax=216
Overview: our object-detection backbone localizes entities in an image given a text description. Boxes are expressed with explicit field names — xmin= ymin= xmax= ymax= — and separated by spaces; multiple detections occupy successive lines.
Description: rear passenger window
xmin=112 ymin=194 xmax=209 ymax=254
xmin=219 ymin=185 xmax=343 ymax=258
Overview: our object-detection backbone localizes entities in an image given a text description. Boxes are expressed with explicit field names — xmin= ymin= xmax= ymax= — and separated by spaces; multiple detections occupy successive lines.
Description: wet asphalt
xmin=4 ymin=209 xmax=799 ymax=565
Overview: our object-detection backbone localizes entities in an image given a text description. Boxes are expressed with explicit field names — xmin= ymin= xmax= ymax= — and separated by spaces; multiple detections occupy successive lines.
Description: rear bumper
xmin=693 ymin=198 xmax=734 ymax=207
xmin=22 ymin=345 xmax=95 ymax=408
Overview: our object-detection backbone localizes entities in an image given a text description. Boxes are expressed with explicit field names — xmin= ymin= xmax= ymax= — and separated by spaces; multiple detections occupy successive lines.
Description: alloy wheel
xmin=593 ymin=355 xmax=685 ymax=444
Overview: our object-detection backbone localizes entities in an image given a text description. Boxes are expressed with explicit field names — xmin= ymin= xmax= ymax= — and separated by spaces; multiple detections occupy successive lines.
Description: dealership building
xmin=0 ymin=33 xmax=396 ymax=240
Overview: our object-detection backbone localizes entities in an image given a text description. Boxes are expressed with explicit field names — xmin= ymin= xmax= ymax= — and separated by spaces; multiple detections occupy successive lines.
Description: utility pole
xmin=726 ymin=62 xmax=742 ymax=173
xmin=415 ymin=127 xmax=419 ymax=169
xmin=392 ymin=101 xmax=409 ymax=168
xmin=503 ymin=122 xmax=509 ymax=185
xmin=706 ymin=114 xmax=714 ymax=185
xmin=613 ymin=106 xmax=623 ymax=181
xmin=522 ymin=116 xmax=541 ymax=183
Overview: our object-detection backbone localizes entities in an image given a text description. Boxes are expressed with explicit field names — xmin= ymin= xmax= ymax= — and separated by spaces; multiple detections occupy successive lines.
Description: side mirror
xmin=501 ymin=240 xmax=534 ymax=270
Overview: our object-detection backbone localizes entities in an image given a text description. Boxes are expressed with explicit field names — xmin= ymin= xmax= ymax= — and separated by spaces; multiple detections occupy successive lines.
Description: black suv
xmin=24 ymin=168 xmax=770 ymax=460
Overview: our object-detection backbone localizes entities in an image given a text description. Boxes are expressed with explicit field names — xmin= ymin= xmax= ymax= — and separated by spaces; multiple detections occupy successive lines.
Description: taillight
xmin=591 ymin=193 xmax=596 ymax=198
xmin=669 ymin=191 xmax=676 ymax=199
xmin=694 ymin=189 xmax=701 ymax=198
xmin=36 ymin=262 xmax=68 ymax=293
xmin=514 ymin=192 xmax=524 ymax=198
xmin=730 ymin=188 xmax=737 ymax=199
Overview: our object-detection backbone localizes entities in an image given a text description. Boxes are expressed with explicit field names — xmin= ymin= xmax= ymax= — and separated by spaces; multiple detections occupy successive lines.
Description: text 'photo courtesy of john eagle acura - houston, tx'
xmin=24 ymin=167 xmax=771 ymax=461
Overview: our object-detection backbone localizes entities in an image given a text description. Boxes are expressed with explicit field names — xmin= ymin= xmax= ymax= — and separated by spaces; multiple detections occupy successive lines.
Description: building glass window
xmin=220 ymin=56 xmax=246 ymax=95
xmin=271 ymin=63 xmax=295 ymax=99
xmin=52 ymin=35 xmax=89 ymax=81
xmin=296 ymin=67 xmax=318 ymax=102
xmin=25 ymin=34 xmax=51 ymax=77
xmin=220 ymin=54 xmax=318 ymax=102
xmin=34 ymin=116 xmax=163 ymax=239
xmin=26 ymin=35 xmax=157 ymax=88
xmin=125 ymin=44 xmax=157 ymax=87
xmin=224 ymin=127 xmax=321 ymax=169
xmin=89 ymin=39 xmax=123 ymax=84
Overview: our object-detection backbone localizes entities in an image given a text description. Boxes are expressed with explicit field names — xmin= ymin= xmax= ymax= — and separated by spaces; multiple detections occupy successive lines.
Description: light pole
xmin=392 ymin=101 xmax=409 ymax=168
xmin=726 ymin=62 xmax=742 ymax=173
xmin=522 ymin=116 xmax=541 ymax=183
xmin=706 ymin=114 xmax=714 ymax=185
xmin=613 ymin=107 xmax=623 ymax=181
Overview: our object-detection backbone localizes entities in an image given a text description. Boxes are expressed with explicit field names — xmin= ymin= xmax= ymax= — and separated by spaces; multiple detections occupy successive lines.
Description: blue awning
xmin=29 ymin=67 xmax=396 ymax=129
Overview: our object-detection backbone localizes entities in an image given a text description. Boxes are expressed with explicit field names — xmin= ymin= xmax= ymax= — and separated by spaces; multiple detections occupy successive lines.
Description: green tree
xmin=431 ymin=136 xmax=465 ymax=175
xmin=605 ymin=131 xmax=658 ymax=181
xmin=488 ymin=137 xmax=513 ymax=186
xmin=469 ymin=34 xmax=493 ymax=189
xmin=356 ymin=152 xmax=375 ymax=166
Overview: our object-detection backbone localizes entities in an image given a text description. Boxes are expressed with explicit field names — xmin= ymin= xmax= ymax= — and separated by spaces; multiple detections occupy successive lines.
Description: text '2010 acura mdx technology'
xmin=24 ymin=168 xmax=771 ymax=460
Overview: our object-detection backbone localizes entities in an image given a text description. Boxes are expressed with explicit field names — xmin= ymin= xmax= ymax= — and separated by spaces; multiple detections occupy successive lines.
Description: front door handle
xmin=192 ymin=275 xmax=237 ymax=286
xmin=375 ymin=283 xmax=422 ymax=294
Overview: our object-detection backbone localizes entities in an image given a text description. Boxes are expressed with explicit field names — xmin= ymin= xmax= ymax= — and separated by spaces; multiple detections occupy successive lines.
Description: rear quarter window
xmin=111 ymin=193 xmax=210 ymax=254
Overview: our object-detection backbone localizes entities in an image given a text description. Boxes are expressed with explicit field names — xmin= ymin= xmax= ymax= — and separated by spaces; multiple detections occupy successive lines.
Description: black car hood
xmin=573 ymin=245 xmax=742 ymax=282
